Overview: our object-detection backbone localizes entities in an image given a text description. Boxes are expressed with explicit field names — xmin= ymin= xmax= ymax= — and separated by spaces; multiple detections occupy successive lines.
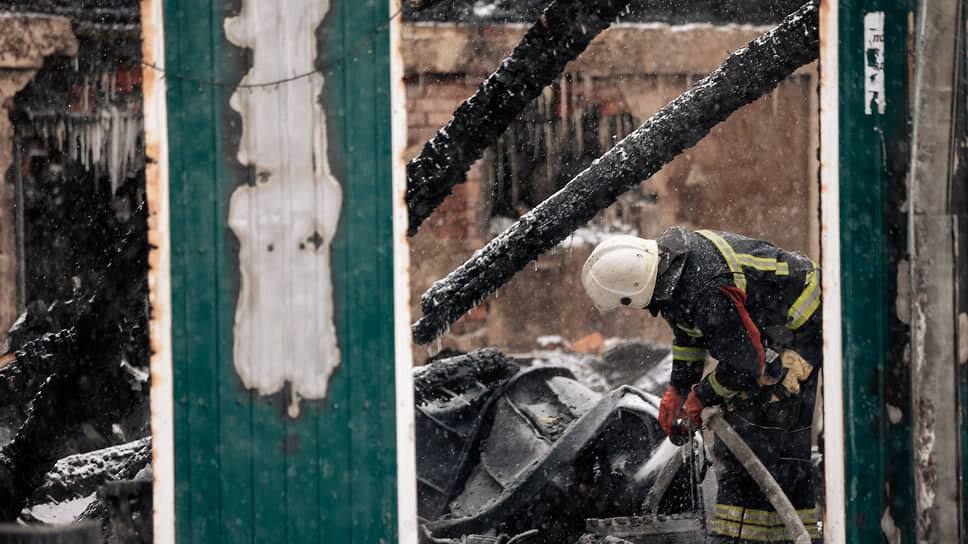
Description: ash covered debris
xmin=415 ymin=344 xmax=710 ymax=544
xmin=0 ymin=2 xmax=151 ymax=534
xmin=411 ymin=0 xmax=820 ymax=344
xmin=0 ymin=200 xmax=150 ymax=525
xmin=405 ymin=0 xmax=635 ymax=235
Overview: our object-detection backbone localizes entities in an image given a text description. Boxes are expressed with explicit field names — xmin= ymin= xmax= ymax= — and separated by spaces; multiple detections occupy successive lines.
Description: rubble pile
xmin=415 ymin=345 xmax=711 ymax=544
xmin=0 ymin=201 xmax=149 ymax=532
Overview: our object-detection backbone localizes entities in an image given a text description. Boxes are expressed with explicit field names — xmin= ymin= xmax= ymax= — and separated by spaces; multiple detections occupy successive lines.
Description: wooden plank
xmin=162 ymin=0 xmax=398 ymax=541
xmin=836 ymin=2 xmax=915 ymax=541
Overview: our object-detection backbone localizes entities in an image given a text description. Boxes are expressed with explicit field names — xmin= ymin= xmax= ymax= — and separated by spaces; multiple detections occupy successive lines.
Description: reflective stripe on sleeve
xmin=787 ymin=267 xmax=821 ymax=330
xmin=675 ymin=323 xmax=704 ymax=338
xmin=708 ymin=370 xmax=740 ymax=399
xmin=737 ymin=254 xmax=790 ymax=275
xmin=673 ymin=345 xmax=708 ymax=362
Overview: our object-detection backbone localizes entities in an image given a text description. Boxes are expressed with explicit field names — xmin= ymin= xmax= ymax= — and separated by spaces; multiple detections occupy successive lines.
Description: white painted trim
xmin=139 ymin=0 xmax=175 ymax=541
xmin=819 ymin=2 xmax=845 ymax=542
xmin=391 ymin=0 xmax=419 ymax=541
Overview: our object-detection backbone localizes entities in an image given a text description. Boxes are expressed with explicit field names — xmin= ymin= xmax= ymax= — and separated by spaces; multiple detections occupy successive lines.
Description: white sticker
xmin=864 ymin=11 xmax=886 ymax=115
xmin=225 ymin=0 xmax=342 ymax=418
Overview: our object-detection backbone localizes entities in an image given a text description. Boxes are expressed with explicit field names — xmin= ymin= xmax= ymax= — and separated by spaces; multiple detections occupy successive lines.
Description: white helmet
xmin=581 ymin=235 xmax=660 ymax=311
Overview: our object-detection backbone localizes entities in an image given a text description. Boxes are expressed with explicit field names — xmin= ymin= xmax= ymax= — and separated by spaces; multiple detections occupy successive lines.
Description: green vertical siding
xmin=838 ymin=1 xmax=915 ymax=541
xmin=163 ymin=1 xmax=397 ymax=542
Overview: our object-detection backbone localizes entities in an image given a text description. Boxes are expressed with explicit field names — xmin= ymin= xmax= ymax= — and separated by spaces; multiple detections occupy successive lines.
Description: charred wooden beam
xmin=0 ymin=205 xmax=148 ymax=521
xmin=413 ymin=348 xmax=520 ymax=405
xmin=29 ymin=438 xmax=151 ymax=506
xmin=405 ymin=0 xmax=633 ymax=235
xmin=412 ymin=0 xmax=820 ymax=344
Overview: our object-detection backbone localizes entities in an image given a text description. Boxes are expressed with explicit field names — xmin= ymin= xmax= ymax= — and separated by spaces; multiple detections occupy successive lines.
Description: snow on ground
xmin=25 ymin=493 xmax=96 ymax=525
xmin=513 ymin=338 xmax=672 ymax=396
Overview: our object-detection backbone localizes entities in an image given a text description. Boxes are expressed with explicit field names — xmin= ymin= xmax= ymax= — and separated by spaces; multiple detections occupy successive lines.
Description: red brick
xmin=571 ymin=332 xmax=606 ymax=355
xmin=413 ymin=97 xmax=462 ymax=115
xmin=427 ymin=111 xmax=455 ymax=128
xmin=598 ymin=99 xmax=625 ymax=116
xmin=423 ymin=81 xmax=474 ymax=99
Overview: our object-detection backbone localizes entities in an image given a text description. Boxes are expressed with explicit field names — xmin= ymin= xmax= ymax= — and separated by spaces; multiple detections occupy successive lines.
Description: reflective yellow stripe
xmin=698 ymin=230 xmax=746 ymax=291
xmin=737 ymin=254 xmax=790 ymax=275
xmin=742 ymin=509 xmax=784 ymax=526
xmin=714 ymin=505 xmax=821 ymax=541
xmin=715 ymin=504 xmax=745 ymax=520
xmin=710 ymin=518 xmax=741 ymax=537
xmin=675 ymin=323 xmax=703 ymax=338
xmin=673 ymin=345 xmax=707 ymax=361
xmin=708 ymin=370 xmax=739 ymax=398
xmin=787 ymin=267 xmax=821 ymax=330
xmin=740 ymin=525 xmax=798 ymax=541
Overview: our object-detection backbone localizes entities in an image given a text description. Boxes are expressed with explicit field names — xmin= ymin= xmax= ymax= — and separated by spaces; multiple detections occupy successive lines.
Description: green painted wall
xmin=838 ymin=1 xmax=915 ymax=541
xmin=163 ymin=1 xmax=397 ymax=542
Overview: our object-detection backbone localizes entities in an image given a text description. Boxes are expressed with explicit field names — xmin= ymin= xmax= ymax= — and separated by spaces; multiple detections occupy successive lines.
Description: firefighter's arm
xmin=691 ymin=285 xmax=765 ymax=407
xmin=659 ymin=327 xmax=709 ymax=435
xmin=670 ymin=328 xmax=708 ymax=392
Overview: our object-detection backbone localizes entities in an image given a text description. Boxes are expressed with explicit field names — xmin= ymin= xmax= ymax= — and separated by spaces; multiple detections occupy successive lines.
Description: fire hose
xmin=700 ymin=406 xmax=812 ymax=544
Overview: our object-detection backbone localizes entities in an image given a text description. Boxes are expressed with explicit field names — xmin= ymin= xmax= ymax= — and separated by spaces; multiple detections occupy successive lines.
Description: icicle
xmin=110 ymin=107 xmax=123 ymax=193
xmin=82 ymin=75 xmax=90 ymax=112
xmin=561 ymin=74 xmax=569 ymax=120
xmin=544 ymin=106 xmax=553 ymax=191
xmin=435 ymin=337 xmax=442 ymax=354
xmin=772 ymin=85 xmax=779 ymax=117
xmin=534 ymin=259 xmax=538 ymax=272
xmin=575 ymin=102 xmax=584 ymax=159
xmin=509 ymin=130 xmax=519 ymax=204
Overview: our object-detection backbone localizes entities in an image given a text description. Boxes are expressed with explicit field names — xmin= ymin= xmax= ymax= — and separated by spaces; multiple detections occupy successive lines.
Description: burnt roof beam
xmin=412 ymin=0 xmax=820 ymax=344
xmin=405 ymin=0 xmax=633 ymax=236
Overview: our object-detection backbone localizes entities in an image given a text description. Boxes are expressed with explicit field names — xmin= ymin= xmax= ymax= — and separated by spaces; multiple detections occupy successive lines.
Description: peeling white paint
xmin=880 ymin=507 xmax=901 ymax=544
xmin=886 ymin=403 xmax=902 ymax=424
xmin=863 ymin=12 xmax=886 ymax=115
xmin=226 ymin=0 xmax=342 ymax=418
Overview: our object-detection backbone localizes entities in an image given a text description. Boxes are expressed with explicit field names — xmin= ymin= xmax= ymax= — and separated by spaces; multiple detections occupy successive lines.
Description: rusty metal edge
xmin=391 ymin=1 xmax=419 ymax=542
xmin=818 ymin=0 xmax=845 ymax=542
xmin=139 ymin=0 xmax=174 ymax=541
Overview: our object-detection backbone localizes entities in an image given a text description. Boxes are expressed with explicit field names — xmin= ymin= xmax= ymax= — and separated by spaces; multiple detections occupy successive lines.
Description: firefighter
xmin=581 ymin=227 xmax=822 ymax=543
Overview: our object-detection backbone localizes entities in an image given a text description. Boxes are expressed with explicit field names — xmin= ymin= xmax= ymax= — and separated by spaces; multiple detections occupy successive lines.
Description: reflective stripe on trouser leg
xmin=711 ymin=504 xmax=821 ymax=541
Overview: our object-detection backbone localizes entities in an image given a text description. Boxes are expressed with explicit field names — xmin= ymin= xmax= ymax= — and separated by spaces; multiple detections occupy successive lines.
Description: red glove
xmin=684 ymin=387 xmax=706 ymax=428
xmin=658 ymin=386 xmax=685 ymax=436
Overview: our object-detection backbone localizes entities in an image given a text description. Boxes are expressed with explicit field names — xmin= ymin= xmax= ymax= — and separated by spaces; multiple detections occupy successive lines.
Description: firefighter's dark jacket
xmin=647 ymin=228 xmax=821 ymax=406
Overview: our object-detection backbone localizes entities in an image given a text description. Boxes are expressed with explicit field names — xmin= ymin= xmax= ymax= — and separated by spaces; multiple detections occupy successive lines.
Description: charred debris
xmin=0 ymin=0 xmax=150 ymax=537
xmin=408 ymin=0 xmax=820 ymax=344
xmin=413 ymin=345 xmax=711 ymax=544
xmin=0 ymin=0 xmax=822 ymax=538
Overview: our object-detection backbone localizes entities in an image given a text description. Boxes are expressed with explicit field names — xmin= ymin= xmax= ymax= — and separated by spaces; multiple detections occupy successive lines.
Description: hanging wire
xmin=139 ymin=5 xmax=403 ymax=89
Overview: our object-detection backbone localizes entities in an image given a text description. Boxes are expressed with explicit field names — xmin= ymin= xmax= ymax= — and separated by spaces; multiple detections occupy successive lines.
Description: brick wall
xmin=403 ymin=23 xmax=819 ymax=362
